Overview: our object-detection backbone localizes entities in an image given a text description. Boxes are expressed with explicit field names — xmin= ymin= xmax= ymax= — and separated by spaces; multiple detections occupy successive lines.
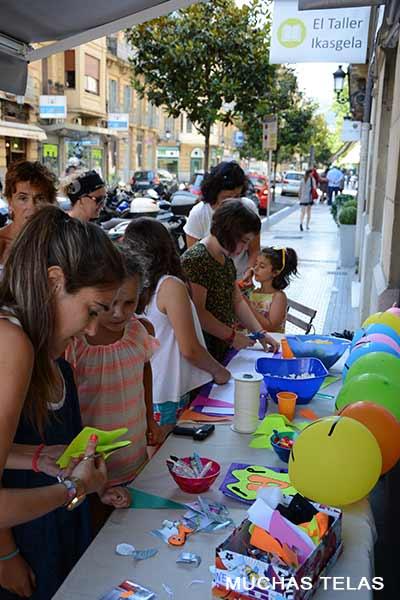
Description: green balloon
xmin=346 ymin=352 xmax=400 ymax=386
xmin=336 ymin=373 xmax=400 ymax=421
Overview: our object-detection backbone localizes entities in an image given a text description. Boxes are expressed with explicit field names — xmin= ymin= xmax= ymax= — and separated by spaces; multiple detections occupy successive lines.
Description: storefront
xmin=0 ymin=119 xmax=47 ymax=180
xmin=190 ymin=147 xmax=204 ymax=174
xmin=157 ymin=146 xmax=179 ymax=175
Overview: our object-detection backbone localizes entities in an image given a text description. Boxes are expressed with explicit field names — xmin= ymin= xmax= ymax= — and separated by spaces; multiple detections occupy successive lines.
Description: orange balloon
xmin=339 ymin=401 xmax=400 ymax=474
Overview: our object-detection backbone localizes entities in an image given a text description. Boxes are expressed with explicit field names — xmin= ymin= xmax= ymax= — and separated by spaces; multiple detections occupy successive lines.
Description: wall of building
xmin=359 ymin=40 xmax=400 ymax=319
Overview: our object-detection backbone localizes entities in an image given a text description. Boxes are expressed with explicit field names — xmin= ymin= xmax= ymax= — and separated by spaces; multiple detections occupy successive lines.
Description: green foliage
xmin=338 ymin=205 xmax=357 ymax=225
xmin=331 ymin=194 xmax=357 ymax=223
xmin=126 ymin=0 xmax=275 ymax=169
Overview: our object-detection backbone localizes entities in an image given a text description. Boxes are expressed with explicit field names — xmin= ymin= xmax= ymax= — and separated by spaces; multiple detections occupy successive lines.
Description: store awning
xmin=298 ymin=0 xmax=385 ymax=8
xmin=43 ymin=123 xmax=119 ymax=138
xmin=0 ymin=119 xmax=47 ymax=141
xmin=0 ymin=0 xmax=200 ymax=95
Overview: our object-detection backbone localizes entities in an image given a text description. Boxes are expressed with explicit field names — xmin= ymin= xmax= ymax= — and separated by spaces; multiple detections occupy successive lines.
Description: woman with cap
xmin=66 ymin=170 xmax=106 ymax=222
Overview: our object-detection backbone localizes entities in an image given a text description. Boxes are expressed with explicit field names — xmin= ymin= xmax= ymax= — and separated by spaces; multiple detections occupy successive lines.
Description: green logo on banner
xmin=278 ymin=18 xmax=307 ymax=48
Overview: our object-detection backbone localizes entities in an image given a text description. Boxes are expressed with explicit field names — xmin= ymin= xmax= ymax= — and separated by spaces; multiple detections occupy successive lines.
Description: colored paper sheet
xmin=129 ymin=488 xmax=186 ymax=510
xmin=219 ymin=463 xmax=298 ymax=505
xmin=320 ymin=375 xmax=341 ymax=389
xmin=249 ymin=434 xmax=273 ymax=449
xmin=179 ymin=408 xmax=232 ymax=423
xmin=57 ymin=426 xmax=131 ymax=468
xmin=201 ymin=406 xmax=234 ymax=416
xmin=191 ymin=396 xmax=234 ymax=409
xmin=298 ymin=408 xmax=319 ymax=421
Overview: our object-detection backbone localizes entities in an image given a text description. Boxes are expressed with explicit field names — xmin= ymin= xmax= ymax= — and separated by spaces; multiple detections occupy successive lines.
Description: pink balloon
xmin=387 ymin=307 xmax=400 ymax=317
xmin=355 ymin=334 xmax=400 ymax=353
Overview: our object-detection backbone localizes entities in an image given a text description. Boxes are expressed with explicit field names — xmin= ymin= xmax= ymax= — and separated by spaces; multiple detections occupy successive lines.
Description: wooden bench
xmin=286 ymin=299 xmax=317 ymax=334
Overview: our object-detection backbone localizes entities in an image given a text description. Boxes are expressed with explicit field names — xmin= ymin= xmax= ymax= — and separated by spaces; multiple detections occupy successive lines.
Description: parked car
xmin=281 ymin=171 xmax=303 ymax=196
xmin=247 ymin=172 xmax=269 ymax=215
xmin=157 ymin=169 xmax=179 ymax=196
xmin=131 ymin=170 xmax=178 ymax=198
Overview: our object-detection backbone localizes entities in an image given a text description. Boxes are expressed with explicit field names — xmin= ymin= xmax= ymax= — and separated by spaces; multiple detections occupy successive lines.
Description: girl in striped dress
xmin=65 ymin=251 xmax=162 ymax=510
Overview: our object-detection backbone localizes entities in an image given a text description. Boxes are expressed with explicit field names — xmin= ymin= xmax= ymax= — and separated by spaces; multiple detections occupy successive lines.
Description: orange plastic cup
xmin=277 ymin=391 xmax=298 ymax=421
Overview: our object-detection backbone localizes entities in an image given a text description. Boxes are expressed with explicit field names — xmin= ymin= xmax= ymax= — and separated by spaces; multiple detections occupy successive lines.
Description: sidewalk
xmin=260 ymin=202 xmax=358 ymax=335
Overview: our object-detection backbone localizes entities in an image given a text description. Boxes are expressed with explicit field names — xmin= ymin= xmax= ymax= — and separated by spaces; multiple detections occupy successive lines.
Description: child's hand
xmin=214 ymin=366 xmax=231 ymax=385
xmin=232 ymin=331 xmax=255 ymax=350
xmin=146 ymin=419 xmax=164 ymax=446
xmin=260 ymin=333 xmax=280 ymax=354
xmin=100 ymin=486 xmax=131 ymax=508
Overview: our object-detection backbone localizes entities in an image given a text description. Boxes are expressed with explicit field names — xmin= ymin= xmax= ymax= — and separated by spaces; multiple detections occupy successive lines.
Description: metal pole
xmin=267 ymin=149 xmax=272 ymax=219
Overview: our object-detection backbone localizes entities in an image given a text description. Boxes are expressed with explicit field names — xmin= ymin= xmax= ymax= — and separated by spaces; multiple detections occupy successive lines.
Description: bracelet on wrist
xmin=32 ymin=443 xmax=45 ymax=473
xmin=224 ymin=328 xmax=235 ymax=346
xmin=0 ymin=548 xmax=20 ymax=561
xmin=57 ymin=476 xmax=86 ymax=511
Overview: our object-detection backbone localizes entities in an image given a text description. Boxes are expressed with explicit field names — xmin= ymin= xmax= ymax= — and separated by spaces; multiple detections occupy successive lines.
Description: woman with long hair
xmin=299 ymin=169 xmax=317 ymax=231
xmin=0 ymin=206 xmax=125 ymax=599
xmin=124 ymin=218 xmax=230 ymax=434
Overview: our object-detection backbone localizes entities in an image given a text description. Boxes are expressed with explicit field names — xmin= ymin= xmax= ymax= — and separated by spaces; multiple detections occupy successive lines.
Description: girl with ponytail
xmin=246 ymin=247 xmax=298 ymax=333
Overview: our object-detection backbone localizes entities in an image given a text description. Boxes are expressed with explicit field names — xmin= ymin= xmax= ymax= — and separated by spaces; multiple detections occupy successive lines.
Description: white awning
xmin=0 ymin=120 xmax=47 ymax=141
xmin=0 ymin=0 xmax=201 ymax=95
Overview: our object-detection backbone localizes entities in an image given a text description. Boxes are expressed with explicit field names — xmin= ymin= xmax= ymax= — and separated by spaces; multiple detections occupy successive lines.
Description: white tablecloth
xmin=53 ymin=346 xmax=376 ymax=600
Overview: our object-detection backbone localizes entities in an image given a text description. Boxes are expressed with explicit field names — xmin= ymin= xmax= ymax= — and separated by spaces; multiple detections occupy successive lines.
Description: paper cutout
xmin=298 ymin=408 xmax=319 ymax=421
xmin=129 ymin=488 xmax=186 ymax=510
xmin=219 ymin=463 xmax=298 ymax=504
xmin=250 ymin=526 xmax=299 ymax=568
xmin=191 ymin=396 xmax=233 ymax=409
xmin=179 ymin=408 xmax=232 ymax=423
xmin=57 ymin=426 xmax=131 ymax=468
xmin=320 ymin=375 xmax=341 ymax=389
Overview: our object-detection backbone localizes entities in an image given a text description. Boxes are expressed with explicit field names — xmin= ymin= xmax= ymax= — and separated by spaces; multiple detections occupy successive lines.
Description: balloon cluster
xmin=288 ymin=307 xmax=400 ymax=506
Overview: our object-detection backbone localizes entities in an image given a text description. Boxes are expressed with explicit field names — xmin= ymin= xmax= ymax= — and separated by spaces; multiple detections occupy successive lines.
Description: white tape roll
xmin=232 ymin=372 xmax=263 ymax=434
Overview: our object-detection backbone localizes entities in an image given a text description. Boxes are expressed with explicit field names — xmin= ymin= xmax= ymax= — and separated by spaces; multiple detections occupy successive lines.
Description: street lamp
xmin=333 ymin=65 xmax=348 ymax=104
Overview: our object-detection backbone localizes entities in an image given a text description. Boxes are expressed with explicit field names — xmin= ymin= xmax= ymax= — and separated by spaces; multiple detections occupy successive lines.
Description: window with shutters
xmin=123 ymin=86 xmax=132 ymax=113
xmin=84 ymin=54 xmax=100 ymax=95
xmin=64 ymin=50 xmax=76 ymax=89
xmin=108 ymin=79 xmax=118 ymax=112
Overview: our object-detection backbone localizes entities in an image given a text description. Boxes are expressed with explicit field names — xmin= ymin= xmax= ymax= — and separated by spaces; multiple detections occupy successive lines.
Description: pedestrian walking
xmin=299 ymin=169 xmax=316 ymax=231
xmin=326 ymin=165 xmax=344 ymax=205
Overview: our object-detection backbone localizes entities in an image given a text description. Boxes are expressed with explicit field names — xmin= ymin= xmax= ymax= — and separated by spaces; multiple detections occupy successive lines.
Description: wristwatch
xmin=58 ymin=476 xmax=86 ymax=511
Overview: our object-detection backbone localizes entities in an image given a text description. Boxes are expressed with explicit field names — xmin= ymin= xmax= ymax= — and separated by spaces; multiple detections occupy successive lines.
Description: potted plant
xmin=338 ymin=204 xmax=357 ymax=267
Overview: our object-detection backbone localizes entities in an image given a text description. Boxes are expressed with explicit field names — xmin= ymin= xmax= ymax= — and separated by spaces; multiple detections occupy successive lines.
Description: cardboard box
xmin=212 ymin=501 xmax=342 ymax=600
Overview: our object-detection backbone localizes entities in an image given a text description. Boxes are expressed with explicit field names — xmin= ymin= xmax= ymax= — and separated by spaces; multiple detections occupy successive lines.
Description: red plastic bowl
xmin=167 ymin=456 xmax=221 ymax=493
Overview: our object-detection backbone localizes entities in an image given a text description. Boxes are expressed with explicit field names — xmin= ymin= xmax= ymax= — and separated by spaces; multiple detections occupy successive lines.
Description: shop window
xmin=64 ymin=50 xmax=76 ymax=89
xmin=6 ymin=137 xmax=26 ymax=167
xmin=84 ymin=54 xmax=100 ymax=95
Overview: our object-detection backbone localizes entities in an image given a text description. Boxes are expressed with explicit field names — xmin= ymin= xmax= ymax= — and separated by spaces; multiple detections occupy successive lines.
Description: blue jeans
xmin=328 ymin=186 xmax=340 ymax=205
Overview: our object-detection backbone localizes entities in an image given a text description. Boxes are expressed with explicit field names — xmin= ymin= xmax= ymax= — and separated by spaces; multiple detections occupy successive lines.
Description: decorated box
xmin=212 ymin=500 xmax=342 ymax=600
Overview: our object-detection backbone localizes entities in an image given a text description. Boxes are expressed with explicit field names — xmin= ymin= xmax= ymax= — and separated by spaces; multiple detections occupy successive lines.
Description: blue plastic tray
xmin=256 ymin=356 xmax=328 ymax=405
xmin=286 ymin=335 xmax=350 ymax=369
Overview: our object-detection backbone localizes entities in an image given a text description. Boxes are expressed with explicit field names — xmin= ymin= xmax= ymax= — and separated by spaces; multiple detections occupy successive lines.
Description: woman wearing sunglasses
xmin=66 ymin=170 xmax=106 ymax=222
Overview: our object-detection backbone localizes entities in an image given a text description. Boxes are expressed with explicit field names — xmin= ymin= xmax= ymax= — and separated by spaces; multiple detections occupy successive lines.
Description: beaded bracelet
xmin=32 ymin=443 xmax=45 ymax=473
xmin=0 ymin=548 xmax=20 ymax=561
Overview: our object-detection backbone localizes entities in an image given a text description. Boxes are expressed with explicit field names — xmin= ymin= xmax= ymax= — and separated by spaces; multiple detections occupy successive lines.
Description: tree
xmin=126 ymin=0 xmax=276 ymax=170
xmin=239 ymin=71 xmax=335 ymax=171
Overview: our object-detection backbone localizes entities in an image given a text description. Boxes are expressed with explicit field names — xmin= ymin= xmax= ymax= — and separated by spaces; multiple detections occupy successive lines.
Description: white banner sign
xmin=342 ymin=119 xmax=361 ymax=142
xmin=39 ymin=95 xmax=67 ymax=119
xmin=107 ymin=113 xmax=129 ymax=131
xmin=262 ymin=117 xmax=278 ymax=151
xmin=270 ymin=0 xmax=370 ymax=64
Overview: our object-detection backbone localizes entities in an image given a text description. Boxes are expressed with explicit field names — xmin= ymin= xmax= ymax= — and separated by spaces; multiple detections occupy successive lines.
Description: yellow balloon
xmin=362 ymin=312 xmax=382 ymax=328
xmin=288 ymin=416 xmax=382 ymax=506
xmin=379 ymin=313 xmax=400 ymax=335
